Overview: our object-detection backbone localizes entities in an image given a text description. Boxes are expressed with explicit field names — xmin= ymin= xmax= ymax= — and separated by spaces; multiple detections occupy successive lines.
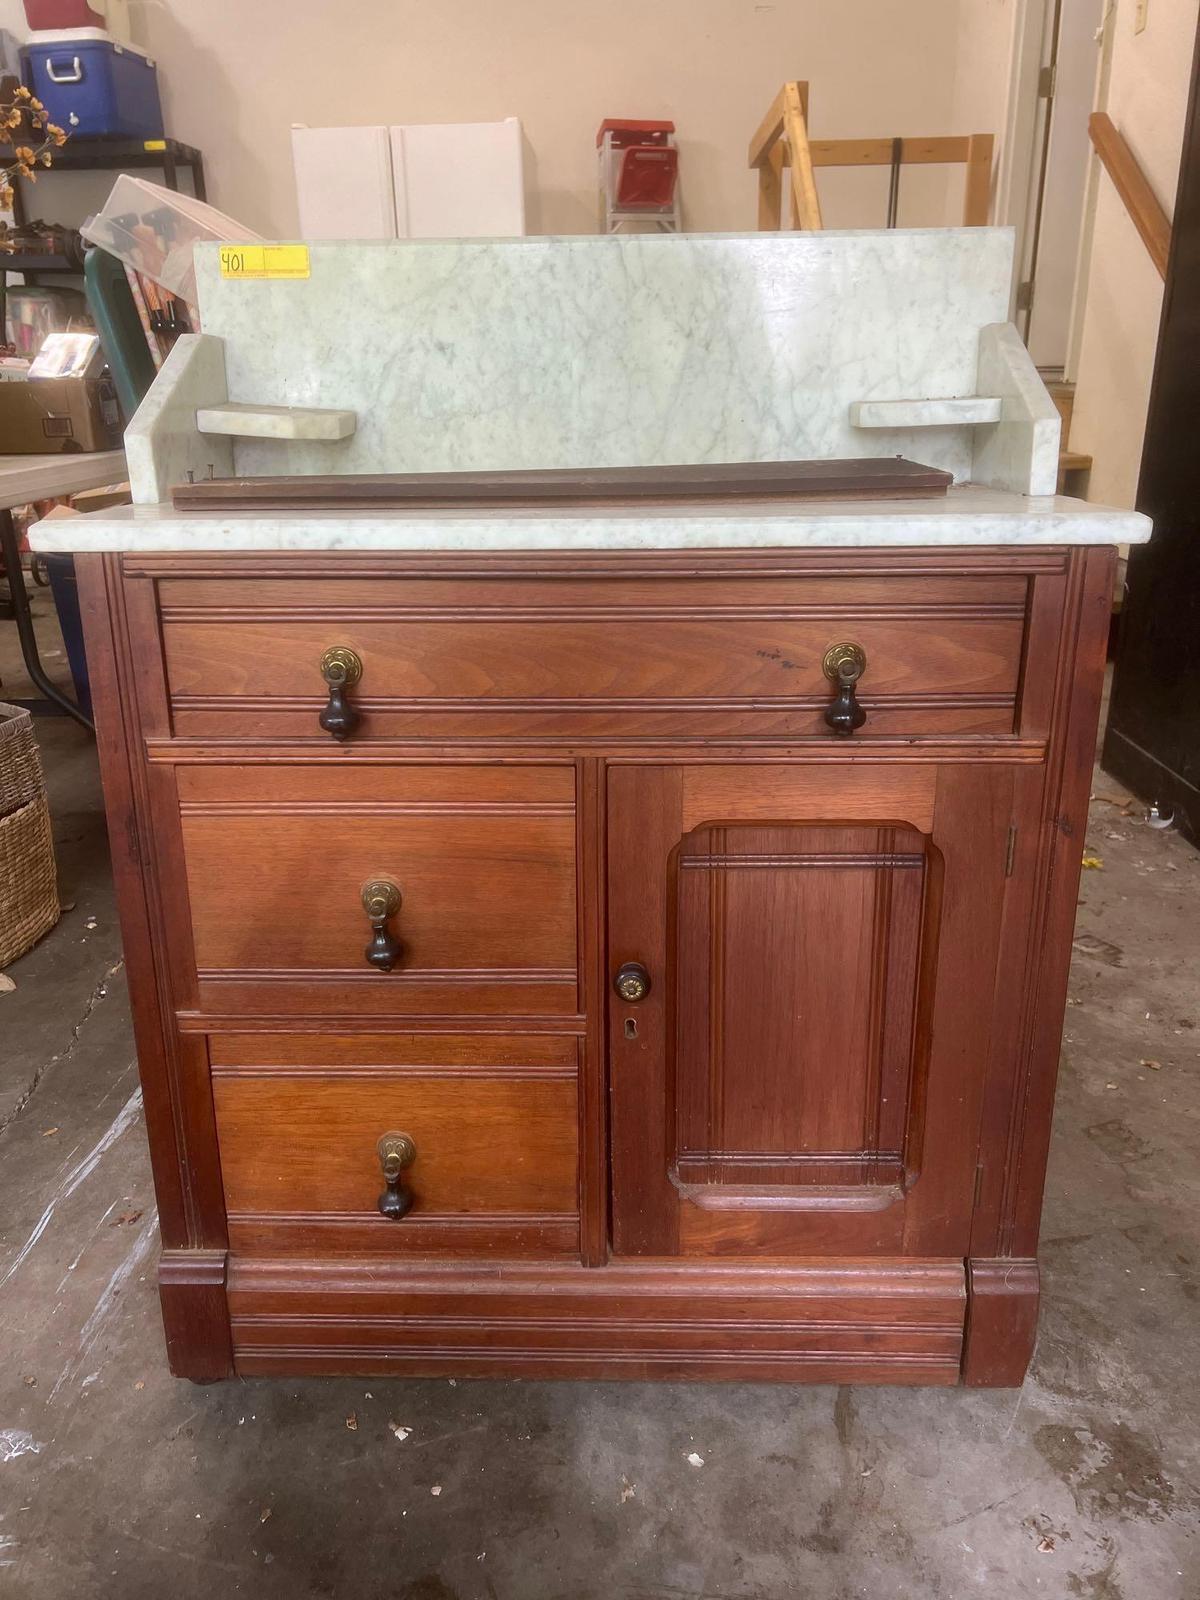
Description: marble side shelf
xmin=850 ymin=398 xmax=1003 ymax=428
xmin=196 ymin=403 xmax=357 ymax=441
xmin=971 ymin=323 xmax=1061 ymax=497
xmin=125 ymin=333 xmax=233 ymax=505
xmin=29 ymin=485 xmax=1151 ymax=554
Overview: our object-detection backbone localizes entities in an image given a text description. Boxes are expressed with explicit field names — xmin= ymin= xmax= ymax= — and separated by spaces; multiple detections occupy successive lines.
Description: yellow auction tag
xmin=142 ymin=139 xmax=167 ymax=152
xmin=219 ymin=244 xmax=311 ymax=281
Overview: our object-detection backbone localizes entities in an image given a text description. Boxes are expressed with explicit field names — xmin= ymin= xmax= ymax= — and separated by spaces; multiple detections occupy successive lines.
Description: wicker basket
xmin=1 ymin=700 xmax=47 ymax=814
xmin=0 ymin=704 xmax=60 ymax=968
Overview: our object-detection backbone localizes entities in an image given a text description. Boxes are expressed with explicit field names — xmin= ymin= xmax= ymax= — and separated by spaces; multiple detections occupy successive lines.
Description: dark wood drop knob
xmin=822 ymin=642 xmax=868 ymax=736
xmin=318 ymin=646 xmax=363 ymax=741
xmin=361 ymin=878 xmax=403 ymax=972
xmin=377 ymin=1132 xmax=416 ymax=1219
xmin=614 ymin=961 xmax=651 ymax=1003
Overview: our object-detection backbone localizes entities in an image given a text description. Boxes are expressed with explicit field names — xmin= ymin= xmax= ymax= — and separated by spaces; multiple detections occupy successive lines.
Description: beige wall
xmin=1 ymin=0 xmax=1038 ymax=239
xmin=949 ymin=0 xmax=1020 ymax=220
xmin=136 ymin=0 xmax=985 ymax=236
xmin=100 ymin=0 xmax=1009 ymax=238
xmin=1071 ymin=0 xmax=1198 ymax=509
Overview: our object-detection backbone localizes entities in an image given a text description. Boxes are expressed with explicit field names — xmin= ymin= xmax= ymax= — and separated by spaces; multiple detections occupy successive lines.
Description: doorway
xmin=1019 ymin=0 xmax=1111 ymax=376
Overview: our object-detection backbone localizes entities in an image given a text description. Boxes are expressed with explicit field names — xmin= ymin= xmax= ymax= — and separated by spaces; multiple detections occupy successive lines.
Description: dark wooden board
xmin=171 ymin=457 xmax=953 ymax=512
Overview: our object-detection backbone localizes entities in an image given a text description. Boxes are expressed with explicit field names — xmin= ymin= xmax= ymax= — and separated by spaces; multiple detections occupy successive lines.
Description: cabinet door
xmin=607 ymin=762 xmax=1014 ymax=1258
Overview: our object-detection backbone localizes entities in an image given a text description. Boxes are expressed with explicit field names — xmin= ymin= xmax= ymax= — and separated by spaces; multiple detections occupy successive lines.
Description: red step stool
xmin=597 ymin=119 xmax=681 ymax=233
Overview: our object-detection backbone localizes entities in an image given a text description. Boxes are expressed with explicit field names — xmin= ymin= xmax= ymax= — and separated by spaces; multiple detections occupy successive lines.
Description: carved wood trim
xmin=146 ymin=738 xmax=1051 ymax=766
xmin=158 ymin=1248 xmax=233 ymax=1380
xmin=195 ymin=967 xmax=577 ymax=984
xmin=226 ymin=1217 xmax=580 ymax=1259
xmin=177 ymin=799 xmax=575 ymax=817
xmin=123 ymin=548 xmax=1072 ymax=581
xmin=986 ymin=549 xmax=1116 ymax=1259
xmin=210 ymin=1063 xmax=577 ymax=1080
xmin=679 ymin=1181 xmax=904 ymax=1212
xmin=961 ymin=1257 xmax=1040 ymax=1386
xmin=176 ymin=1011 xmax=588 ymax=1035
xmin=577 ymin=758 xmax=609 ymax=1266
xmin=169 ymin=693 xmax=1019 ymax=713
xmin=75 ymin=555 xmax=227 ymax=1253
xmin=160 ymin=602 xmax=1028 ymax=623
xmin=227 ymin=1253 xmax=965 ymax=1382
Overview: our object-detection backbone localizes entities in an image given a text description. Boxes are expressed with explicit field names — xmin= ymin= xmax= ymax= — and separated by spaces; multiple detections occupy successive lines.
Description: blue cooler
xmin=21 ymin=29 xmax=163 ymax=138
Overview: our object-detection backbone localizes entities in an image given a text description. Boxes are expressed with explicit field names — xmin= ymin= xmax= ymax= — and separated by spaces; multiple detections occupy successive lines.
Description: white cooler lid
xmin=25 ymin=28 xmax=154 ymax=65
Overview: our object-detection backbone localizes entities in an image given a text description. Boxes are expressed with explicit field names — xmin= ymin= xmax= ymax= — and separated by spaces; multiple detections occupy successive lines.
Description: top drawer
xmin=155 ymin=571 xmax=1028 ymax=741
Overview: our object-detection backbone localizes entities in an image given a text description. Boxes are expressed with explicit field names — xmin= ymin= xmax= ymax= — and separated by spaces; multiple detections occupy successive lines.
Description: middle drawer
xmin=176 ymin=763 xmax=578 ymax=1017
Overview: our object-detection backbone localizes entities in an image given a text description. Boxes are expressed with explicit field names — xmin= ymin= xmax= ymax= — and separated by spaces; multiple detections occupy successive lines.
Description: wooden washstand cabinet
xmin=32 ymin=232 xmax=1150 ymax=1385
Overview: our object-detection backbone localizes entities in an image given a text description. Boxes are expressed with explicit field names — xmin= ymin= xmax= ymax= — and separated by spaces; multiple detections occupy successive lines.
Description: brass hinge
xmin=973 ymin=1162 xmax=985 ymax=1210
xmin=1016 ymin=280 xmax=1034 ymax=313
xmin=1005 ymin=824 xmax=1018 ymax=877
xmin=1039 ymin=63 xmax=1057 ymax=99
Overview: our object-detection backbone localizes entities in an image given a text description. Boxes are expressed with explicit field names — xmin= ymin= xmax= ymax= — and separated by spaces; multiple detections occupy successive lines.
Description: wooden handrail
xmin=1089 ymin=111 xmax=1171 ymax=279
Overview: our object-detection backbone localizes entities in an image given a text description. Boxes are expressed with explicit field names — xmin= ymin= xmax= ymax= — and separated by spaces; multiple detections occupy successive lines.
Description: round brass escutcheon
xmin=361 ymin=878 xmax=402 ymax=921
xmin=377 ymin=1131 xmax=417 ymax=1173
xmin=822 ymin=641 xmax=867 ymax=683
xmin=614 ymin=961 xmax=651 ymax=1003
xmin=319 ymin=644 xmax=363 ymax=688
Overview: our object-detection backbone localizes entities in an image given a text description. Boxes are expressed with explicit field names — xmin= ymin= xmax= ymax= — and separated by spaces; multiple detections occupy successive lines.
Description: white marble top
xmin=0 ymin=450 xmax=127 ymax=512
xmin=28 ymin=485 xmax=1150 ymax=553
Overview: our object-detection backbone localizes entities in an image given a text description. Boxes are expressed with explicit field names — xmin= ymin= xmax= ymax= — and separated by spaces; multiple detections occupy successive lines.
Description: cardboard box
xmin=0 ymin=333 xmax=122 ymax=454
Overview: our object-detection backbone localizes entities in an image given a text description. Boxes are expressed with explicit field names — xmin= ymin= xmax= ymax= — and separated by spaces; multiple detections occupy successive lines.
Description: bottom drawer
xmin=210 ymin=1033 xmax=580 ymax=1257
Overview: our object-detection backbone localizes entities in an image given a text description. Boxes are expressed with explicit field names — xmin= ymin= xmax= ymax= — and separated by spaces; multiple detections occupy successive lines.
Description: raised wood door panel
xmin=211 ymin=1031 xmax=580 ymax=1258
xmin=157 ymin=570 xmax=1026 ymax=740
xmin=176 ymin=763 xmax=577 ymax=1016
xmin=607 ymin=761 xmax=1014 ymax=1259
xmin=675 ymin=825 xmax=926 ymax=1189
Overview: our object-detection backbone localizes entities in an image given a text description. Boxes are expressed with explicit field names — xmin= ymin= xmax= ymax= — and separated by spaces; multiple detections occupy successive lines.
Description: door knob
xmin=614 ymin=961 xmax=651 ymax=1002
xmin=376 ymin=1132 xmax=416 ymax=1219
xmin=318 ymin=645 xmax=363 ymax=741
xmin=822 ymin=641 xmax=868 ymax=735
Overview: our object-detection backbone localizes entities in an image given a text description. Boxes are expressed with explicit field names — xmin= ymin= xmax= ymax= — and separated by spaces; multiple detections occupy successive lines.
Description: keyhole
xmin=624 ymin=1018 xmax=638 ymax=1040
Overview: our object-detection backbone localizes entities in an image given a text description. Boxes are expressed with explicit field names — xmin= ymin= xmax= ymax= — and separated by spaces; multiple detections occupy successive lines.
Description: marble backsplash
xmin=193 ymin=229 xmax=1015 ymax=484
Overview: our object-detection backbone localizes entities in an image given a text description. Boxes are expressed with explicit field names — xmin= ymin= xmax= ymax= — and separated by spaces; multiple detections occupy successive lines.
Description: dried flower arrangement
xmin=1 ymin=85 xmax=69 ymax=247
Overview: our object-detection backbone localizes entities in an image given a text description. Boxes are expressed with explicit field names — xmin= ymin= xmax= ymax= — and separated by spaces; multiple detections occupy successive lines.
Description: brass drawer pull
xmin=822 ymin=642 xmax=867 ymax=735
xmin=377 ymin=1131 xmax=417 ymax=1219
xmin=361 ymin=877 xmax=403 ymax=972
xmin=318 ymin=645 xmax=363 ymax=741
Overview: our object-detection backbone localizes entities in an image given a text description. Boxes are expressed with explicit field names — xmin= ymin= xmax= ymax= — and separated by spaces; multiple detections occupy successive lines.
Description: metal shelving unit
xmin=1 ymin=135 xmax=206 ymax=326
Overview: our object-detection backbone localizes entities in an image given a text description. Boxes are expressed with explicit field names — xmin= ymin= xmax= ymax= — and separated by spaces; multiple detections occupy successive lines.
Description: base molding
xmin=158 ymin=1254 xmax=1044 ymax=1385
xmin=961 ymin=1256 xmax=1040 ymax=1386
xmin=159 ymin=1248 xmax=235 ymax=1381
xmin=225 ymin=1256 xmax=966 ymax=1383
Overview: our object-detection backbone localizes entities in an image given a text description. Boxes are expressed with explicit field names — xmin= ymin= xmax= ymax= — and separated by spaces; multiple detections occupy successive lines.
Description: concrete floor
xmin=1 ymin=586 xmax=1198 ymax=1599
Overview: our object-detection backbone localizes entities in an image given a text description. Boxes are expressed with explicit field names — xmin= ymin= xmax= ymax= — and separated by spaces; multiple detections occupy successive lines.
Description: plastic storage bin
xmin=4 ymin=284 xmax=90 ymax=356
xmin=21 ymin=30 xmax=162 ymax=138
xmin=44 ymin=556 xmax=93 ymax=720
xmin=82 ymin=175 xmax=262 ymax=307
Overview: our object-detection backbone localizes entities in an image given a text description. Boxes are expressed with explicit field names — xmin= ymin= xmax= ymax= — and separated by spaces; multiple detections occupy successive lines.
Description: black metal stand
xmin=0 ymin=507 xmax=93 ymax=731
